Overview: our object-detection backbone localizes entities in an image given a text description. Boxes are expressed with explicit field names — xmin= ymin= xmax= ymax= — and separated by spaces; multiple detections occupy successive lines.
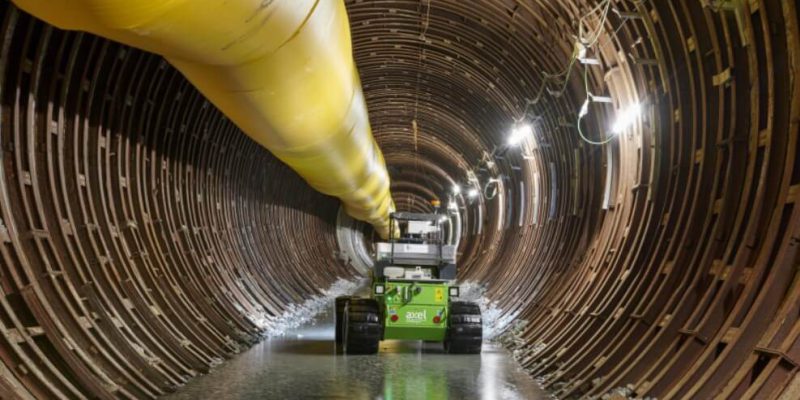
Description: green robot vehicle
xmin=335 ymin=210 xmax=483 ymax=354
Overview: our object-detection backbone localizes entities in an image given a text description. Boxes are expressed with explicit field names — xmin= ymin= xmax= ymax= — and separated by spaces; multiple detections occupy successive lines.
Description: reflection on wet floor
xmin=164 ymin=306 xmax=547 ymax=400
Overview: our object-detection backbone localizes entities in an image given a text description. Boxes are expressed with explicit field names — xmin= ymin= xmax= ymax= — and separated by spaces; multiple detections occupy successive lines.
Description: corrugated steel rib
xmin=0 ymin=1 xmax=799 ymax=399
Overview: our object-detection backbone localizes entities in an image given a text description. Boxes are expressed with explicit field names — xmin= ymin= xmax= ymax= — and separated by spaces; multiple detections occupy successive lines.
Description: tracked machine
xmin=335 ymin=211 xmax=483 ymax=354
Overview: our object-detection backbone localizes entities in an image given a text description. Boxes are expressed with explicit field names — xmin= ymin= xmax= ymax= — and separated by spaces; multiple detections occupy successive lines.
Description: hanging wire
xmin=577 ymin=66 xmax=617 ymax=145
xmin=484 ymin=179 xmax=500 ymax=200
xmin=574 ymin=0 xmax=652 ymax=146
xmin=516 ymin=0 xmax=652 ymax=146
xmin=514 ymin=0 xmax=615 ymax=123
xmin=479 ymin=0 xmax=646 ymax=199
xmin=578 ymin=0 xmax=614 ymax=47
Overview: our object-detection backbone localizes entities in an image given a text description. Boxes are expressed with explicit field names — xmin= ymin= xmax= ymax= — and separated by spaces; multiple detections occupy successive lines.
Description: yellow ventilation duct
xmin=14 ymin=0 xmax=396 ymax=238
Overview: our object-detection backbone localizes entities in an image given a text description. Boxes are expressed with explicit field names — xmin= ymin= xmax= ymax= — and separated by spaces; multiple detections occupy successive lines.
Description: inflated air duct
xmin=12 ymin=0 xmax=396 ymax=238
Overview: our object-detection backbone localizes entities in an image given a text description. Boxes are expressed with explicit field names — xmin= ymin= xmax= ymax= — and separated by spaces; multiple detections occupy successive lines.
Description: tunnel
xmin=0 ymin=0 xmax=799 ymax=399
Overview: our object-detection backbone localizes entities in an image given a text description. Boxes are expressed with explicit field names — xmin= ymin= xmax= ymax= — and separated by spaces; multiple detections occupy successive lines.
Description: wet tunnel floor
xmin=164 ymin=304 xmax=547 ymax=400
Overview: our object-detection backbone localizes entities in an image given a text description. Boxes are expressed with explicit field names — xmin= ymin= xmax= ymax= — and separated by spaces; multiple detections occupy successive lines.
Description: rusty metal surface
xmin=0 ymin=0 xmax=799 ymax=399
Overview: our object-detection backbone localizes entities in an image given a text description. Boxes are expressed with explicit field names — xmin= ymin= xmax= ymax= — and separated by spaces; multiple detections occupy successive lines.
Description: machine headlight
xmin=374 ymin=284 xmax=385 ymax=295
xmin=449 ymin=287 xmax=459 ymax=297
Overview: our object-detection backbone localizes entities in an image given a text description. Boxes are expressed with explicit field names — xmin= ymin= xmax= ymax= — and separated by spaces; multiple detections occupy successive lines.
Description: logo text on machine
xmin=405 ymin=310 xmax=426 ymax=323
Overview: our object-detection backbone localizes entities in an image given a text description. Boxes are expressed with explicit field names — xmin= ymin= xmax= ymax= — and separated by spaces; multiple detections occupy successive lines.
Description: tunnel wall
xmin=492 ymin=2 xmax=800 ymax=398
xmin=1 ymin=0 xmax=800 ymax=399
xmin=0 ymin=3 xmax=354 ymax=398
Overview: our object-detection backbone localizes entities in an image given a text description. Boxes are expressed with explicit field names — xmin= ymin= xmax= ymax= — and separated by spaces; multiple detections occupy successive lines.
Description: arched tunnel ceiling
xmin=0 ymin=1 xmax=799 ymax=399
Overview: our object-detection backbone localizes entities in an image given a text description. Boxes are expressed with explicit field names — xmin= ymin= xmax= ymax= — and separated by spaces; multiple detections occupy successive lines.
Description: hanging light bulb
xmin=611 ymin=102 xmax=642 ymax=134
xmin=467 ymin=188 xmax=479 ymax=198
xmin=508 ymin=124 xmax=533 ymax=146
xmin=452 ymin=184 xmax=461 ymax=194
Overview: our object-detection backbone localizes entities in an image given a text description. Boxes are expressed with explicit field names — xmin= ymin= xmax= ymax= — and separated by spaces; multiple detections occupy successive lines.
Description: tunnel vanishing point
xmin=0 ymin=0 xmax=799 ymax=399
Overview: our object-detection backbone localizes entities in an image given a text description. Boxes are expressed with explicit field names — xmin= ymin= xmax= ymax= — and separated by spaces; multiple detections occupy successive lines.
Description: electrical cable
xmin=484 ymin=179 xmax=500 ymax=200
xmin=515 ymin=0 xmax=615 ymax=122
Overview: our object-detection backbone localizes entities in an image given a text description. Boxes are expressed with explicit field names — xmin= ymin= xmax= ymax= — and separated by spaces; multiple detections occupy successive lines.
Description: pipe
xmin=12 ymin=0 xmax=396 ymax=238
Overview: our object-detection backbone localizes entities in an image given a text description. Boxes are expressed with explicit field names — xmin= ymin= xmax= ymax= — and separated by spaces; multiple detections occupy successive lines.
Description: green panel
xmin=384 ymin=325 xmax=446 ymax=341
xmin=375 ymin=281 xmax=450 ymax=341
xmin=383 ymin=304 xmax=447 ymax=340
